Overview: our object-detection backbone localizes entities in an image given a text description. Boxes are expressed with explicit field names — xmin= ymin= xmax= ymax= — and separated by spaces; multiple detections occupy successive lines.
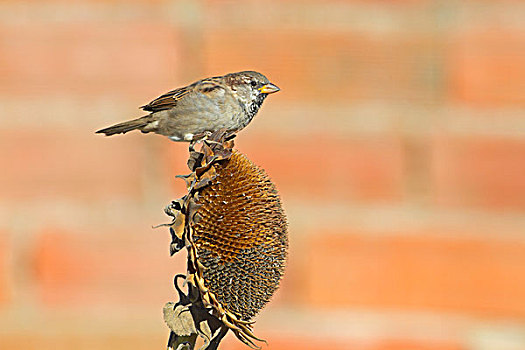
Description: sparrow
xmin=96 ymin=71 xmax=280 ymax=141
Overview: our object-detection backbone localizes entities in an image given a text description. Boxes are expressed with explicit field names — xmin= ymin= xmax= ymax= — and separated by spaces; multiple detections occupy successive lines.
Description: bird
xmin=96 ymin=71 xmax=280 ymax=142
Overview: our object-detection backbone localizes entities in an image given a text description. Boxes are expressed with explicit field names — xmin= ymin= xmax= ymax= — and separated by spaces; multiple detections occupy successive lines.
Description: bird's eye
xmin=250 ymin=81 xmax=258 ymax=87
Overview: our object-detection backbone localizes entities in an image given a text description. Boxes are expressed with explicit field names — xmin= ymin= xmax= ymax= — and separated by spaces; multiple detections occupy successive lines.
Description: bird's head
xmin=226 ymin=71 xmax=280 ymax=118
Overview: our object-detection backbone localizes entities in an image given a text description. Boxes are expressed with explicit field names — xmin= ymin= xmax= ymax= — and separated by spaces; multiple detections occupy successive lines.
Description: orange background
xmin=1 ymin=1 xmax=525 ymax=349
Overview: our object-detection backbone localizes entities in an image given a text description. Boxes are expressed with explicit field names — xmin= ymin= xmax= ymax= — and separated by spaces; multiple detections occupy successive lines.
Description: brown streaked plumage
xmin=96 ymin=71 xmax=280 ymax=142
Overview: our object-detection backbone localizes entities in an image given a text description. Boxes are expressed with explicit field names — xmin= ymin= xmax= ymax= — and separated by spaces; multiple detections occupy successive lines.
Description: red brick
xmin=302 ymin=230 xmax=525 ymax=318
xmin=431 ymin=136 xmax=525 ymax=210
xmin=0 ymin=332 xmax=463 ymax=350
xmin=0 ymin=233 xmax=9 ymax=304
xmin=0 ymin=20 xmax=179 ymax=98
xmin=202 ymin=30 xmax=440 ymax=102
xmin=448 ymin=30 xmax=525 ymax=106
xmin=368 ymin=340 xmax=462 ymax=350
xmin=222 ymin=335 xmax=349 ymax=350
xmin=34 ymin=227 xmax=183 ymax=306
xmin=222 ymin=333 xmax=462 ymax=350
xmin=0 ymin=129 xmax=150 ymax=200
xmin=234 ymin=135 xmax=404 ymax=201
xmin=0 ymin=333 xmax=166 ymax=350
xmin=162 ymin=141 xmax=198 ymax=195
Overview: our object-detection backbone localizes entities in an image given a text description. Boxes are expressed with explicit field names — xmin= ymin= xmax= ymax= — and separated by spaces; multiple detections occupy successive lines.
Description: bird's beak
xmin=258 ymin=83 xmax=280 ymax=94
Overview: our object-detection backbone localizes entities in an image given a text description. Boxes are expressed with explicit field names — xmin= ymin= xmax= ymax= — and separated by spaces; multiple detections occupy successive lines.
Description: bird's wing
xmin=140 ymin=85 xmax=193 ymax=113
xmin=140 ymin=79 xmax=225 ymax=113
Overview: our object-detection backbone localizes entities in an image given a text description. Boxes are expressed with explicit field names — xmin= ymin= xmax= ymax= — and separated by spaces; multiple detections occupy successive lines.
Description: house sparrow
xmin=96 ymin=71 xmax=280 ymax=141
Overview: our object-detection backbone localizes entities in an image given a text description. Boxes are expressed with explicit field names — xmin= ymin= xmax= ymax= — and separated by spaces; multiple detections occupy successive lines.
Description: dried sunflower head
xmin=165 ymin=131 xmax=288 ymax=349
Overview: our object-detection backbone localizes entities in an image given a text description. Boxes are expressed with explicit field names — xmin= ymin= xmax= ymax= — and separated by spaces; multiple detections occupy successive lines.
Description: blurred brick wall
xmin=1 ymin=1 xmax=525 ymax=349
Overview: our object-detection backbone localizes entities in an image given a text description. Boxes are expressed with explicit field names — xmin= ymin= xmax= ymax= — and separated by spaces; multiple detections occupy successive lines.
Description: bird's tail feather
xmin=96 ymin=116 xmax=150 ymax=136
